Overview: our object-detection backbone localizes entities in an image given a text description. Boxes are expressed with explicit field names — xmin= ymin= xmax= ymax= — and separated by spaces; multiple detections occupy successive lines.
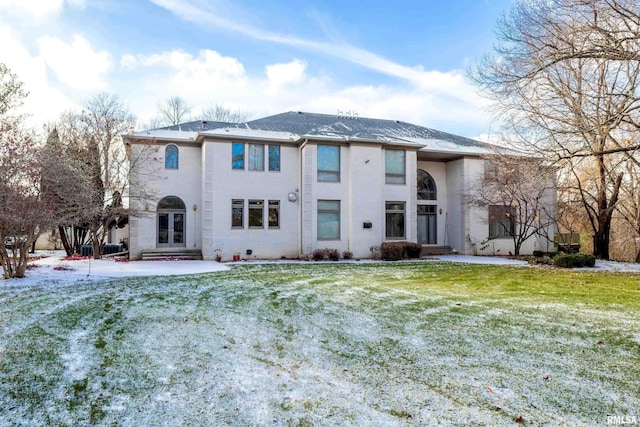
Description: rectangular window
xmin=232 ymin=199 xmax=244 ymax=228
xmin=232 ymin=143 xmax=244 ymax=170
xmin=317 ymin=145 xmax=340 ymax=182
xmin=317 ymin=200 xmax=340 ymax=240
xmin=268 ymin=145 xmax=280 ymax=171
xmin=385 ymin=149 xmax=406 ymax=184
xmin=268 ymin=200 xmax=280 ymax=228
xmin=249 ymin=199 xmax=264 ymax=228
xmin=386 ymin=202 xmax=405 ymax=239
xmin=489 ymin=205 xmax=515 ymax=238
xmin=248 ymin=144 xmax=264 ymax=171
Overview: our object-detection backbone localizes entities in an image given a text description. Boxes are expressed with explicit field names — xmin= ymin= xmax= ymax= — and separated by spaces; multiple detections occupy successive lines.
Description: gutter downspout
xmin=298 ymin=138 xmax=309 ymax=258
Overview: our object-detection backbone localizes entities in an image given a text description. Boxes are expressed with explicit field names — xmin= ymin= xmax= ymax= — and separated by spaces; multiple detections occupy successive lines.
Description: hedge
xmin=380 ymin=241 xmax=423 ymax=261
xmin=553 ymin=252 xmax=596 ymax=268
xmin=381 ymin=242 xmax=405 ymax=261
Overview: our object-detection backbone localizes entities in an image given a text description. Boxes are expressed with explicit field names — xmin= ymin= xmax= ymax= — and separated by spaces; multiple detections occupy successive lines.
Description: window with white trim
xmin=489 ymin=205 xmax=515 ymax=238
xmin=165 ymin=145 xmax=179 ymax=169
xmin=385 ymin=202 xmax=405 ymax=239
xmin=248 ymin=144 xmax=264 ymax=171
xmin=317 ymin=145 xmax=340 ymax=182
xmin=232 ymin=143 xmax=244 ymax=169
xmin=232 ymin=199 xmax=244 ymax=228
xmin=317 ymin=200 xmax=340 ymax=239
xmin=268 ymin=200 xmax=280 ymax=228
xmin=385 ymin=149 xmax=406 ymax=184
xmin=249 ymin=199 xmax=264 ymax=227
xmin=268 ymin=145 xmax=280 ymax=171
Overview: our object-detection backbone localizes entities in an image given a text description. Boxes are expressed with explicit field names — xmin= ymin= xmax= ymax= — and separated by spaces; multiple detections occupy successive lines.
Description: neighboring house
xmin=123 ymin=111 xmax=556 ymax=260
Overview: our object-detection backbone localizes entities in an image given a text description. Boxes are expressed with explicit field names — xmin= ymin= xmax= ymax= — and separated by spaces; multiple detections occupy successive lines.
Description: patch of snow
xmin=587 ymin=260 xmax=640 ymax=273
xmin=61 ymin=330 xmax=89 ymax=381
xmin=4 ymin=251 xmax=229 ymax=287
xmin=428 ymin=255 xmax=530 ymax=266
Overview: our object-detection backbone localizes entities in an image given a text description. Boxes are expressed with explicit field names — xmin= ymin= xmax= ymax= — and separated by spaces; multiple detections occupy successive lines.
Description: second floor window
xmin=232 ymin=143 xmax=244 ymax=169
xmin=165 ymin=145 xmax=179 ymax=169
xmin=268 ymin=145 xmax=281 ymax=171
xmin=248 ymin=144 xmax=264 ymax=171
xmin=385 ymin=149 xmax=406 ymax=184
xmin=318 ymin=145 xmax=340 ymax=182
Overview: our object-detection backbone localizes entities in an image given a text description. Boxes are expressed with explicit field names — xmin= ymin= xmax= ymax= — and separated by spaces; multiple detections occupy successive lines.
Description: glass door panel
xmin=158 ymin=213 xmax=169 ymax=245
xmin=173 ymin=213 xmax=185 ymax=245
xmin=418 ymin=205 xmax=437 ymax=244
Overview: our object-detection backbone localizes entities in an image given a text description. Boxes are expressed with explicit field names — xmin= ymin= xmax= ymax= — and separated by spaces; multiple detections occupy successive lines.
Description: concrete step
xmin=141 ymin=249 xmax=203 ymax=260
xmin=420 ymin=246 xmax=453 ymax=256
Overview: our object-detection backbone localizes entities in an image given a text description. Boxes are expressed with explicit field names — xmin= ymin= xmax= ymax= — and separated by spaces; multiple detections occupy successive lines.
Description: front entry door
xmin=418 ymin=205 xmax=437 ymax=244
xmin=158 ymin=211 xmax=186 ymax=247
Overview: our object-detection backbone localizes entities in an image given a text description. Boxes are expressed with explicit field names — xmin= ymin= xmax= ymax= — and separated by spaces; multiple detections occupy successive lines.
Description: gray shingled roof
xmin=158 ymin=120 xmax=239 ymax=132
xmin=152 ymin=111 xmax=485 ymax=149
xmin=244 ymin=111 xmax=486 ymax=148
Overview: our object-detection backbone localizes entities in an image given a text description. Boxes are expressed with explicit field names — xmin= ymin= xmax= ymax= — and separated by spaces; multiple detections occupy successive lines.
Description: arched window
xmin=157 ymin=196 xmax=186 ymax=210
xmin=417 ymin=169 xmax=437 ymax=200
xmin=165 ymin=145 xmax=179 ymax=169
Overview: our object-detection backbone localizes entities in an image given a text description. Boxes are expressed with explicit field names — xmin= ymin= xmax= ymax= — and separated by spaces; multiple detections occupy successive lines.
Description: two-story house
xmin=124 ymin=111 xmax=556 ymax=260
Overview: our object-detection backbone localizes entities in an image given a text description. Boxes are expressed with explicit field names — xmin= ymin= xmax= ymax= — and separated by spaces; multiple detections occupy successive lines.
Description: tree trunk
xmin=58 ymin=225 xmax=72 ymax=256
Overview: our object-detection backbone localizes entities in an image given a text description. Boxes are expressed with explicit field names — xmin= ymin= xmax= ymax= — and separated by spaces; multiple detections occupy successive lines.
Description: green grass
xmin=0 ymin=262 xmax=639 ymax=426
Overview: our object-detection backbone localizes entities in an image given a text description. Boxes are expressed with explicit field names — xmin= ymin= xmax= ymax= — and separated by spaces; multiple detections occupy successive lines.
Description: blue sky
xmin=0 ymin=0 xmax=513 ymax=138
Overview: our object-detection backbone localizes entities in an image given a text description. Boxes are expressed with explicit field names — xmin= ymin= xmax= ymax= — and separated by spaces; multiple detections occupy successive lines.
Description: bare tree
xmin=0 ymin=64 xmax=52 ymax=278
xmin=46 ymin=94 xmax=148 ymax=259
xmin=157 ymin=96 xmax=192 ymax=126
xmin=200 ymin=103 xmax=251 ymax=123
xmin=614 ymin=156 xmax=640 ymax=261
xmin=0 ymin=121 xmax=54 ymax=278
xmin=40 ymin=124 xmax=93 ymax=255
xmin=0 ymin=63 xmax=28 ymax=116
xmin=471 ymin=0 xmax=640 ymax=259
xmin=469 ymin=152 xmax=557 ymax=255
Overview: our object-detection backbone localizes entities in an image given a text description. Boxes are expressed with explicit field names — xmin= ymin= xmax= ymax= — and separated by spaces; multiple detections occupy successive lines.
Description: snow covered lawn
xmin=1 ymin=262 xmax=639 ymax=425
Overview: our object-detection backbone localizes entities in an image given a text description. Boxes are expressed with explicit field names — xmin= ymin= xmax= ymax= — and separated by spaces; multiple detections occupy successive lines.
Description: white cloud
xmin=265 ymin=60 xmax=306 ymax=94
xmin=119 ymin=47 xmax=490 ymax=136
xmin=37 ymin=34 xmax=112 ymax=91
xmin=0 ymin=21 xmax=77 ymax=124
xmin=0 ymin=0 xmax=84 ymax=19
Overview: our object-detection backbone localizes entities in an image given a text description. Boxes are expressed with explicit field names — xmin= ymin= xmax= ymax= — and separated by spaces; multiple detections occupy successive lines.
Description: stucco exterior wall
xmin=201 ymin=139 xmax=300 ymax=261
xmin=348 ymin=144 xmax=384 ymax=258
xmin=128 ymin=142 xmax=202 ymax=259
xmin=462 ymin=157 xmax=558 ymax=256
xmin=444 ymin=158 xmax=466 ymax=253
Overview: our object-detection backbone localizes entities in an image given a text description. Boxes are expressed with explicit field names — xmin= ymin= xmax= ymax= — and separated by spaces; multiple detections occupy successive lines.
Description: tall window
xmin=417 ymin=169 xmax=437 ymax=200
xmin=248 ymin=144 xmax=264 ymax=171
xmin=489 ymin=205 xmax=515 ymax=238
xmin=385 ymin=149 xmax=406 ymax=184
xmin=232 ymin=143 xmax=244 ymax=169
xmin=232 ymin=199 xmax=244 ymax=228
xmin=317 ymin=200 xmax=340 ymax=240
xmin=268 ymin=200 xmax=280 ymax=228
xmin=249 ymin=199 xmax=264 ymax=228
xmin=268 ymin=145 xmax=281 ymax=171
xmin=386 ymin=202 xmax=405 ymax=239
xmin=165 ymin=145 xmax=179 ymax=169
xmin=318 ymin=145 xmax=340 ymax=182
